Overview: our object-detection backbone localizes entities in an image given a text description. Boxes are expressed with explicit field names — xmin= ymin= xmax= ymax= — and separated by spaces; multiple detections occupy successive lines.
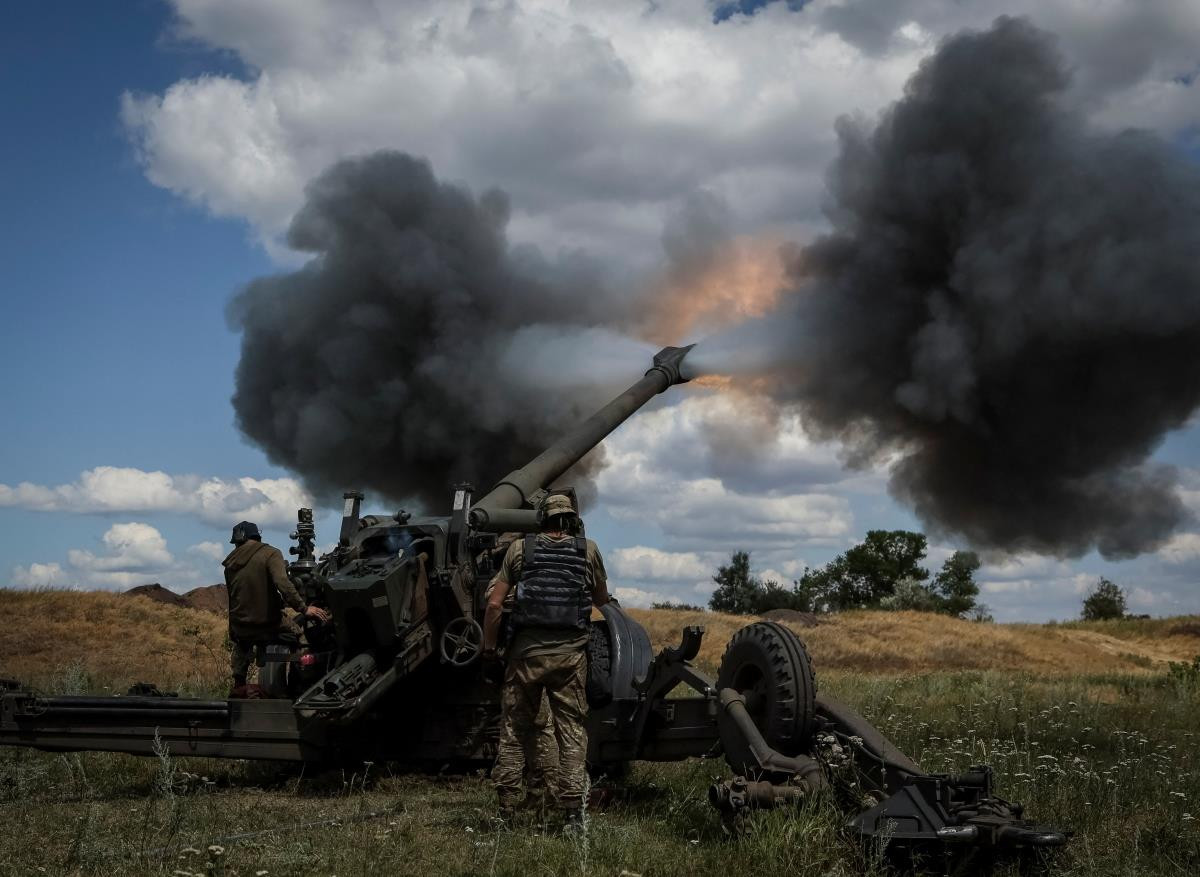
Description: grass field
xmin=1 ymin=591 xmax=1198 ymax=875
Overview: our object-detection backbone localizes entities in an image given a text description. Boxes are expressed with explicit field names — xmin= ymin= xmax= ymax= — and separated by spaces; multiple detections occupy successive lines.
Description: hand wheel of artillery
xmin=440 ymin=617 xmax=484 ymax=667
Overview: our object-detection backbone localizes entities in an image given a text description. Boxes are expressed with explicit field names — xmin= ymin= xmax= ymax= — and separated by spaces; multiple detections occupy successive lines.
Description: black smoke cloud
xmin=229 ymin=152 xmax=648 ymax=511
xmin=764 ymin=17 xmax=1200 ymax=558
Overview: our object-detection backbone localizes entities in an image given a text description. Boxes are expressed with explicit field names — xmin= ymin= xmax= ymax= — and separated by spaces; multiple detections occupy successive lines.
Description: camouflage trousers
xmin=229 ymin=616 xmax=300 ymax=684
xmin=493 ymin=650 xmax=588 ymax=811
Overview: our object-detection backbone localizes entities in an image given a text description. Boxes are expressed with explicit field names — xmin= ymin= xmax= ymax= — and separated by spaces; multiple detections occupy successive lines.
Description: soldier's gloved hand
xmin=304 ymin=605 xmax=331 ymax=623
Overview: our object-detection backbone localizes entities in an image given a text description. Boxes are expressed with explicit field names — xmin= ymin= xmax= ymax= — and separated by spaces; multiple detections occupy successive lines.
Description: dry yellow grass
xmin=2 ymin=590 xmax=1197 ymax=693
xmin=629 ymin=607 xmax=1200 ymax=676
xmin=0 ymin=588 xmax=227 ymax=691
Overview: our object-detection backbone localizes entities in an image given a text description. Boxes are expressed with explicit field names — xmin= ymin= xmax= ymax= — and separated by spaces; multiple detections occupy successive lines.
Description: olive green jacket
xmin=223 ymin=540 xmax=306 ymax=640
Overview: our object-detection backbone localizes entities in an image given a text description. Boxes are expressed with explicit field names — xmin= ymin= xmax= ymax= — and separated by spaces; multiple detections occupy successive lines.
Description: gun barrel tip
xmin=650 ymin=344 xmax=697 ymax=386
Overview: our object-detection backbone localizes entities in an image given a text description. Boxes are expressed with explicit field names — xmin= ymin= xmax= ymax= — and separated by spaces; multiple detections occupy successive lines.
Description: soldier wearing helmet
xmin=482 ymin=494 xmax=611 ymax=829
xmin=223 ymin=521 xmax=329 ymax=695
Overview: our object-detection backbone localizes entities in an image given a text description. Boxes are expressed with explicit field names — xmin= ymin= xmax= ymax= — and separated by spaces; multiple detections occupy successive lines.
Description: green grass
xmin=1 ymin=670 xmax=1197 ymax=876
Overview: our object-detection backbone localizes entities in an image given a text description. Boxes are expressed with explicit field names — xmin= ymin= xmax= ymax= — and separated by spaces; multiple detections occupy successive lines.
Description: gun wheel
xmin=717 ymin=621 xmax=817 ymax=761
xmin=440 ymin=617 xmax=484 ymax=667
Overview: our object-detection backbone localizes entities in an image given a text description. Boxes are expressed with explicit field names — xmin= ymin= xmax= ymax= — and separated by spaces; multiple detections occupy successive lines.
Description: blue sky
xmin=0 ymin=3 xmax=292 ymax=567
xmin=2 ymin=1 xmax=1198 ymax=621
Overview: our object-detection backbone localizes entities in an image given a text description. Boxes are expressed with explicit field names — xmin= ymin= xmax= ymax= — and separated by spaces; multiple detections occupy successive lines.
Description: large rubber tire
xmin=716 ymin=621 xmax=817 ymax=760
xmin=586 ymin=622 xmax=613 ymax=709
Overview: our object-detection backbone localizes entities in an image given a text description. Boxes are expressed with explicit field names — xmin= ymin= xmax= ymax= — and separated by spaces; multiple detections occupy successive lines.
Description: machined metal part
xmin=1 ymin=686 xmax=318 ymax=761
xmin=717 ymin=688 xmax=828 ymax=784
xmin=848 ymin=767 xmax=1068 ymax=853
xmin=468 ymin=345 xmax=694 ymax=532
xmin=708 ymin=776 xmax=810 ymax=821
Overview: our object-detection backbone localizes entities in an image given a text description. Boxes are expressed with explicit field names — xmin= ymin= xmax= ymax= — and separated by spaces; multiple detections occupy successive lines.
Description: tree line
xmin=702 ymin=530 xmax=989 ymax=620
xmin=650 ymin=534 xmax=1141 ymax=623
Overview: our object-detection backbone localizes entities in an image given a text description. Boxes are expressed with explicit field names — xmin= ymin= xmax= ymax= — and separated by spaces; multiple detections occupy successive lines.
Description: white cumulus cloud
xmin=597 ymin=393 xmax=856 ymax=552
xmin=609 ymin=546 xmax=710 ymax=582
xmin=10 ymin=562 xmax=67 ymax=589
xmin=187 ymin=540 xmax=229 ymax=561
xmin=120 ymin=0 xmax=1200 ymax=263
xmin=1158 ymin=532 xmax=1200 ymax=565
xmin=66 ymin=522 xmax=178 ymax=589
xmin=12 ymin=523 xmax=225 ymax=592
xmin=611 ymin=586 xmax=672 ymax=608
xmin=0 ymin=466 xmax=310 ymax=527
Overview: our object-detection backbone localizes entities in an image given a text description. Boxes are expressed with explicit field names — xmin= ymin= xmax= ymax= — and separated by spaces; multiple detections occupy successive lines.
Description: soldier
xmin=482 ymin=494 xmax=610 ymax=829
xmin=483 ymin=571 xmax=559 ymax=814
xmin=223 ymin=521 xmax=329 ymax=695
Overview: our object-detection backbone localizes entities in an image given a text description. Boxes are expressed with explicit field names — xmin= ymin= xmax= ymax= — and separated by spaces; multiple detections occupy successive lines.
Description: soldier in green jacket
xmin=223 ymin=521 xmax=329 ymax=693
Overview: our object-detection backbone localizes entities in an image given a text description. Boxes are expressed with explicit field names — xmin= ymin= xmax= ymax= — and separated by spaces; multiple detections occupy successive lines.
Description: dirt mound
xmin=761 ymin=609 xmax=821 ymax=627
xmin=183 ymin=584 xmax=228 ymax=614
xmin=122 ymin=583 xmax=228 ymax=614
xmin=123 ymin=583 xmax=189 ymax=609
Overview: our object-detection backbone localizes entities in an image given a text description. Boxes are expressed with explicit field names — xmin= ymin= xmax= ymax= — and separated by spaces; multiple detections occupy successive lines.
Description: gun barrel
xmin=469 ymin=344 xmax=693 ymax=531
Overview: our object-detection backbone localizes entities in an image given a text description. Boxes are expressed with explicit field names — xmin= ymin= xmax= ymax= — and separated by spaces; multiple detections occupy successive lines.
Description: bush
xmin=878 ymin=577 xmax=940 ymax=612
xmin=1167 ymin=654 xmax=1200 ymax=689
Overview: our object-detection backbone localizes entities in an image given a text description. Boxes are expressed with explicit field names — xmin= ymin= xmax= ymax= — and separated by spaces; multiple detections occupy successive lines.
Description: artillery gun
xmin=0 ymin=345 xmax=1065 ymax=867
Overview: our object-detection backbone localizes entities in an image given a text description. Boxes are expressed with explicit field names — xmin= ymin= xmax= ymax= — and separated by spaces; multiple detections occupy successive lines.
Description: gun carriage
xmin=0 ymin=346 xmax=1065 ymax=866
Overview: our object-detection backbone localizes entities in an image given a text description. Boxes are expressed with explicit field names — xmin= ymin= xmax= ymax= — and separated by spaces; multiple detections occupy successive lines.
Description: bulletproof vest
xmin=512 ymin=534 xmax=591 ymax=630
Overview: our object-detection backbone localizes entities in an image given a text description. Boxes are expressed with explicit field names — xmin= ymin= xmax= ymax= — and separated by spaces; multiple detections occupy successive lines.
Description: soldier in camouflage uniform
xmin=482 ymin=495 xmax=610 ymax=827
xmin=484 ymin=574 xmax=558 ymax=809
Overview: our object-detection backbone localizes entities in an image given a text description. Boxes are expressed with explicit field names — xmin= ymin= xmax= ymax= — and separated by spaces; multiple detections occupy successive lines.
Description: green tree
xmin=1081 ymin=578 xmax=1127 ymax=621
xmin=707 ymin=552 xmax=813 ymax=615
xmin=708 ymin=551 xmax=760 ymax=614
xmin=932 ymin=550 xmax=981 ymax=617
xmin=800 ymin=530 xmax=929 ymax=610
